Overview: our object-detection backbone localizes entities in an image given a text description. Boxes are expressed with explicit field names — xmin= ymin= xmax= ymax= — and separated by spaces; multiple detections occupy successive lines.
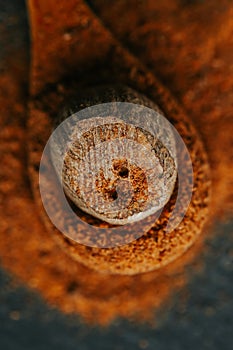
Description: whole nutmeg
xmin=50 ymin=86 xmax=177 ymax=225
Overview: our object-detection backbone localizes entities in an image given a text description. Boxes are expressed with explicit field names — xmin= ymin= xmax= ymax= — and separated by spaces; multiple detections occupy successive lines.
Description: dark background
xmin=0 ymin=1 xmax=232 ymax=349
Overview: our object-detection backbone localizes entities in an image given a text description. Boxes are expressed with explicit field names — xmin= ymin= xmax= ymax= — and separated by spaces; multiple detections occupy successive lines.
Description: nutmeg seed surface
xmin=50 ymin=87 xmax=177 ymax=225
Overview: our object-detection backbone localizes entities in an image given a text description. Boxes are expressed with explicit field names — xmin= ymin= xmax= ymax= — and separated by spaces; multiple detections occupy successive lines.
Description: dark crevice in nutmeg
xmin=118 ymin=167 xmax=129 ymax=178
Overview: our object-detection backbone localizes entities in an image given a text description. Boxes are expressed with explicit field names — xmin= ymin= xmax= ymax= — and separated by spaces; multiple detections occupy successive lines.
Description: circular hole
xmin=118 ymin=167 xmax=129 ymax=178
xmin=108 ymin=188 xmax=118 ymax=201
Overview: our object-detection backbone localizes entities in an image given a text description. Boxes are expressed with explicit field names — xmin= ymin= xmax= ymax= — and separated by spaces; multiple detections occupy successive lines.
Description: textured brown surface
xmin=53 ymin=87 xmax=177 ymax=225
xmin=0 ymin=0 xmax=232 ymax=324
xmin=89 ymin=0 xmax=233 ymax=217
xmin=27 ymin=0 xmax=210 ymax=275
xmin=28 ymin=72 xmax=209 ymax=274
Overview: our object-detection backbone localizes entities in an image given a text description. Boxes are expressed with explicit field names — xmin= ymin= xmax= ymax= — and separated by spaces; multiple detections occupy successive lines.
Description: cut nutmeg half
xmin=50 ymin=86 xmax=177 ymax=226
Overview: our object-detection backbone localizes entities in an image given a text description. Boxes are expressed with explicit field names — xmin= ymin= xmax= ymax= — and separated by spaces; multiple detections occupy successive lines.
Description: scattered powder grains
xmin=28 ymin=0 xmax=210 ymax=275
xmin=0 ymin=0 xmax=232 ymax=324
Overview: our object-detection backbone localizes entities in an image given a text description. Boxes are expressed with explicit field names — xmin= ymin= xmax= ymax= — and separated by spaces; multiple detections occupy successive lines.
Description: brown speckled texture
xmin=0 ymin=0 xmax=232 ymax=325
xmin=28 ymin=66 xmax=210 ymax=274
xmin=53 ymin=87 xmax=177 ymax=226
xmin=27 ymin=0 xmax=210 ymax=273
